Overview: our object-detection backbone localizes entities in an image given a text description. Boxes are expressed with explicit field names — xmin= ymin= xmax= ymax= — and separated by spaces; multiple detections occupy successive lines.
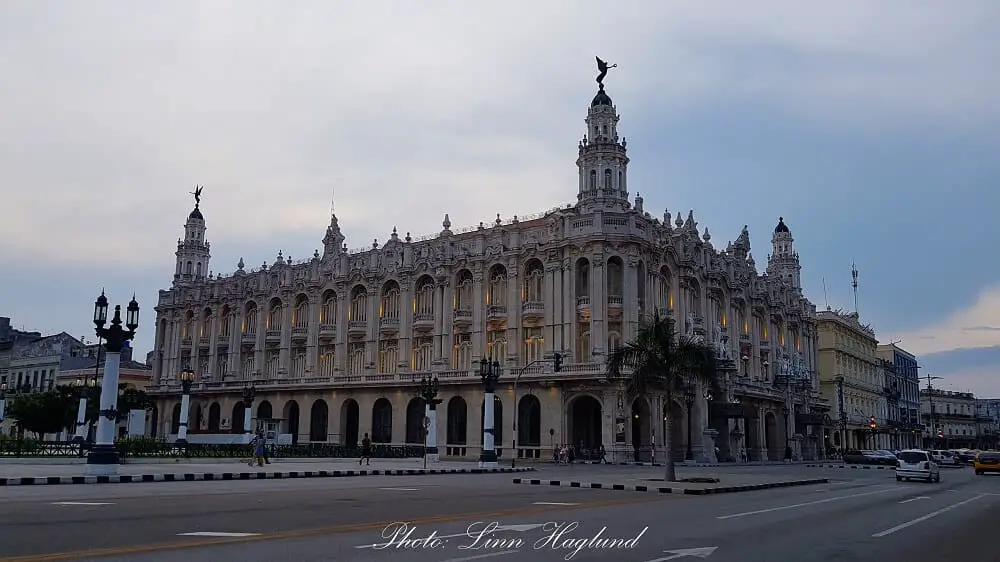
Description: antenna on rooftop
xmin=851 ymin=261 xmax=859 ymax=315
xmin=822 ymin=277 xmax=830 ymax=310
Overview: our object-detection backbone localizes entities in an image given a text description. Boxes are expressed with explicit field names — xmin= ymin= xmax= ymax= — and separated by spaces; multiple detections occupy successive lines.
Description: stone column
xmin=306 ymin=298 xmax=320 ymax=376
xmin=543 ymin=264 xmax=556 ymax=352
xmin=399 ymin=281 xmax=413 ymax=369
xmin=701 ymin=428 xmax=719 ymax=464
xmin=336 ymin=292 xmax=348 ymax=371
xmin=441 ymin=281 xmax=454 ymax=368
xmin=207 ymin=312 xmax=219 ymax=380
xmin=279 ymin=299 xmax=293 ymax=374
xmin=254 ymin=310 xmax=266 ymax=377
xmin=506 ymin=267 xmax=520 ymax=366
xmin=590 ymin=258 xmax=605 ymax=362
xmin=472 ymin=273 xmax=485 ymax=360
xmin=562 ymin=260 xmax=573 ymax=357
xmin=227 ymin=311 xmax=240 ymax=378
xmin=367 ymin=290 xmax=379 ymax=370
xmin=624 ymin=259 xmax=639 ymax=342
xmin=426 ymin=401 xmax=439 ymax=462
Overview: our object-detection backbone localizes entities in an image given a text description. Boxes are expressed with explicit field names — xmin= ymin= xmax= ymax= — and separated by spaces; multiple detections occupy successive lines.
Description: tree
xmin=85 ymin=384 xmax=154 ymax=424
xmin=7 ymin=387 xmax=77 ymax=438
xmin=606 ymin=311 xmax=719 ymax=482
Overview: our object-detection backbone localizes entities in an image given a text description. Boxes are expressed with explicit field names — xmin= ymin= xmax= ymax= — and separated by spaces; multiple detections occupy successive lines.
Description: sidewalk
xmin=513 ymin=466 xmax=828 ymax=496
xmin=0 ymin=458 xmax=534 ymax=486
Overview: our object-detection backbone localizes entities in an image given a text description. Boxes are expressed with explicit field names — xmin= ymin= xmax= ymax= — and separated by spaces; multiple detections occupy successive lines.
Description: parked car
xmin=843 ymin=450 xmax=877 ymax=464
xmin=957 ymin=449 xmax=981 ymax=464
xmin=974 ymin=451 xmax=1000 ymax=475
xmin=896 ymin=449 xmax=941 ymax=483
xmin=873 ymin=450 xmax=899 ymax=465
xmin=931 ymin=450 xmax=960 ymax=467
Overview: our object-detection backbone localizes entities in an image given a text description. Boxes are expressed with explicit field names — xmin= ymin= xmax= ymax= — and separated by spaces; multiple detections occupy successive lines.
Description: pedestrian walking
xmin=360 ymin=432 xmax=372 ymax=466
xmin=599 ymin=443 xmax=607 ymax=464
xmin=257 ymin=430 xmax=271 ymax=465
xmin=249 ymin=434 xmax=265 ymax=467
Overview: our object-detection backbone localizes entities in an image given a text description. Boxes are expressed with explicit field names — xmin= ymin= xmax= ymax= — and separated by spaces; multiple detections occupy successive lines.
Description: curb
xmin=0 ymin=467 xmax=534 ymax=486
xmin=806 ymin=464 xmax=893 ymax=470
xmin=511 ymin=477 xmax=829 ymax=495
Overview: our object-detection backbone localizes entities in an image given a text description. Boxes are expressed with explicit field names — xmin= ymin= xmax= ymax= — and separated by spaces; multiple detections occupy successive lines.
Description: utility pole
xmin=922 ymin=373 xmax=942 ymax=448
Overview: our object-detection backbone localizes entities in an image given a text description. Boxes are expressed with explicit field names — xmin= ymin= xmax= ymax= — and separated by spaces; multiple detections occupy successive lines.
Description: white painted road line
xmin=717 ymin=487 xmax=897 ymax=520
xmin=51 ymin=502 xmax=115 ymax=506
xmin=872 ymin=494 xmax=988 ymax=538
xmin=379 ymin=487 xmax=420 ymax=491
xmin=898 ymin=496 xmax=930 ymax=504
xmin=177 ymin=532 xmax=262 ymax=537
xmin=439 ymin=551 xmax=520 ymax=562
xmin=532 ymin=502 xmax=580 ymax=506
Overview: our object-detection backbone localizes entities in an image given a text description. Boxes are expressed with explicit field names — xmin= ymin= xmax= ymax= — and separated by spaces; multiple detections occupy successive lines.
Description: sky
xmin=1 ymin=1 xmax=998 ymax=396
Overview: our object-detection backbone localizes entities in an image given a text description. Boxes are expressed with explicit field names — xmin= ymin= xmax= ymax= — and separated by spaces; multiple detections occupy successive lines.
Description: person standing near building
xmin=360 ymin=432 xmax=372 ymax=466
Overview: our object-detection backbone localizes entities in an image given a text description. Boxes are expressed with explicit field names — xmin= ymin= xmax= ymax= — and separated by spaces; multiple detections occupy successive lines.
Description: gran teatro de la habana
xmin=148 ymin=70 xmax=831 ymax=464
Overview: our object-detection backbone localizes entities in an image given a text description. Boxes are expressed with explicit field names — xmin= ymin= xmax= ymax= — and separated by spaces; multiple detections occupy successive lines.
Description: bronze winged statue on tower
xmin=191 ymin=185 xmax=203 ymax=207
xmin=596 ymin=57 xmax=617 ymax=87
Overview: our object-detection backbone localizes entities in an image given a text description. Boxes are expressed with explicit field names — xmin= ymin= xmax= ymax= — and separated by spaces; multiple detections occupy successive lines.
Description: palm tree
xmin=606 ymin=310 xmax=720 ymax=482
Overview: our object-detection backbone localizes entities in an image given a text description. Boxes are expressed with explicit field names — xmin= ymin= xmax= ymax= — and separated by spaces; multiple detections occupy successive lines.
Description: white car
xmin=896 ymin=449 xmax=941 ymax=483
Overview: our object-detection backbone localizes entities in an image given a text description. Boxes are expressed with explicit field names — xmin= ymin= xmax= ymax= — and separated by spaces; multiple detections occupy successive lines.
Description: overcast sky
xmin=1 ymin=1 xmax=998 ymax=395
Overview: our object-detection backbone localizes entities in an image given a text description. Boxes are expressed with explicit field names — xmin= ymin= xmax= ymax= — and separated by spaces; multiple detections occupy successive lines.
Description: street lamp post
xmin=478 ymin=356 xmax=501 ymax=469
xmin=418 ymin=376 xmax=441 ymax=464
xmin=0 ymin=382 xmax=7 ymax=424
xmin=782 ymin=406 xmax=791 ymax=460
xmin=868 ymin=415 xmax=878 ymax=448
xmin=72 ymin=377 xmax=98 ymax=443
xmin=176 ymin=369 xmax=196 ymax=445
xmin=242 ymin=384 xmax=256 ymax=439
xmin=87 ymin=291 xmax=140 ymax=475
xmin=684 ymin=387 xmax=695 ymax=460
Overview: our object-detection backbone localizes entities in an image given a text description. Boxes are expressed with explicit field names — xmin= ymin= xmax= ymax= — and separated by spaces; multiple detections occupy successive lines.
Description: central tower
xmin=576 ymin=57 xmax=629 ymax=209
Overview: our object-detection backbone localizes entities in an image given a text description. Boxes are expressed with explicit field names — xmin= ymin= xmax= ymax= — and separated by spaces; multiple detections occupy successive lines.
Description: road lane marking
xmin=717 ymin=487 xmax=897 ymax=519
xmin=355 ymin=523 xmax=546 ymax=549
xmin=532 ymin=502 xmax=579 ymax=506
xmin=440 ymin=551 xmax=520 ymax=562
xmin=898 ymin=496 xmax=930 ymax=504
xmin=644 ymin=546 xmax=718 ymax=561
xmin=0 ymin=498 xmax=658 ymax=562
xmin=50 ymin=502 xmax=115 ymax=506
xmin=379 ymin=487 xmax=420 ymax=491
xmin=177 ymin=532 xmax=261 ymax=537
xmin=872 ymin=494 xmax=988 ymax=537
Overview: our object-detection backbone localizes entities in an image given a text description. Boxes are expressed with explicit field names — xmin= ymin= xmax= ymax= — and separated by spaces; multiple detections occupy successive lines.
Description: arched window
xmin=454 ymin=271 xmax=473 ymax=310
xmin=185 ymin=261 xmax=192 ymax=275
xmin=321 ymin=291 xmax=337 ymax=324
xmin=604 ymin=168 xmax=612 ymax=189
xmin=350 ymin=287 xmax=368 ymax=322
xmin=487 ymin=266 xmax=507 ymax=307
xmin=618 ymin=171 xmax=623 ymax=190
xmin=589 ymin=170 xmax=597 ymax=190
xmin=195 ymin=262 xmax=202 ymax=277
xmin=487 ymin=330 xmax=507 ymax=362
xmin=294 ymin=297 xmax=309 ymax=327
xmin=378 ymin=340 xmax=397 ymax=374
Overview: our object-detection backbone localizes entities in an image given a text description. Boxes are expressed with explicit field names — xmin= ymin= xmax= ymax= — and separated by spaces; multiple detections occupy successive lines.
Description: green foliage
xmin=606 ymin=310 xmax=720 ymax=399
xmin=84 ymin=384 xmax=154 ymax=423
xmin=6 ymin=386 xmax=77 ymax=436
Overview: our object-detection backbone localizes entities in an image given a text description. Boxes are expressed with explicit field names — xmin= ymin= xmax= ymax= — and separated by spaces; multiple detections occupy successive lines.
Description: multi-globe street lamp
xmin=478 ymin=355 xmax=502 ymax=469
xmin=418 ymin=375 xmax=441 ymax=468
xmin=176 ymin=369 xmax=196 ymax=445
xmin=72 ymin=376 xmax=99 ymax=443
xmin=87 ymin=291 xmax=140 ymax=475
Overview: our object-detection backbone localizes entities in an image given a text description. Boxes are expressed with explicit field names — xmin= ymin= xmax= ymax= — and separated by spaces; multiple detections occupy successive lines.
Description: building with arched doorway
xmin=147 ymin=65 xmax=829 ymax=463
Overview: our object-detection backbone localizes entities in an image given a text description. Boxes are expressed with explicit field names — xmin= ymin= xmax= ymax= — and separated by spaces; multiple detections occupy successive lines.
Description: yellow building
xmin=817 ymin=309 xmax=888 ymax=451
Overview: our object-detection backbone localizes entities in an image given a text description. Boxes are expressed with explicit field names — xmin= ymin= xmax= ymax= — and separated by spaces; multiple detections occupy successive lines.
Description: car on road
xmin=896 ymin=449 xmax=941 ymax=483
xmin=843 ymin=450 xmax=895 ymax=465
xmin=974 ymin=451 xmax=1000 ymax=475
xmin=957 ymin=449 xmax=981 ymax=464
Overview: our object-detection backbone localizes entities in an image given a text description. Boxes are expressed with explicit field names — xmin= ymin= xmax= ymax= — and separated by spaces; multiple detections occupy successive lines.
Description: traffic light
xmin=552 ymin=352 xmax=562 ymax=372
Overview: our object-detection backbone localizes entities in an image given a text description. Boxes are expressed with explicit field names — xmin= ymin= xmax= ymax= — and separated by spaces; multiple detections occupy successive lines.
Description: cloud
xmin=0 ymin=1 xmax=996 ymax=272
xmin=894 ymin=286 xmax=1000 ymax=355
xmin=917 ymin=346 xmax=1000 ymax=398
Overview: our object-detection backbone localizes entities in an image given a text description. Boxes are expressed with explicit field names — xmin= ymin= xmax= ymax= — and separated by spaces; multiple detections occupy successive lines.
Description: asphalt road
xmin=0 ymin=464 xmax=997 ymax=562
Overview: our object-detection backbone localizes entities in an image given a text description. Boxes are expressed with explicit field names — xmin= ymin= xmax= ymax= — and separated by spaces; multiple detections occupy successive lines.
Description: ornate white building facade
xmin=148 ymin=76 xmax=831 ymax=463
